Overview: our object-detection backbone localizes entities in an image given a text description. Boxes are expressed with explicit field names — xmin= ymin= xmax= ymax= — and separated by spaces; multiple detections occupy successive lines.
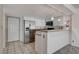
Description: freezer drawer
xmin=24 ymin=31 xmax=29 ymax=44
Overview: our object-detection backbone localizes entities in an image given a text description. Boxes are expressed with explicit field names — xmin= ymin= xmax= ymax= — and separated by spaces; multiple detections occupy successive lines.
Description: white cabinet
xmin=35 ymin=19 xmax=45 ymax=27
xmin=47 ymin=31 xmax=69 ymax=53
xmin=35 ymin=31 xmax=47 ymax=54
xmin=35 ymin=30 xmax=69 ymax=54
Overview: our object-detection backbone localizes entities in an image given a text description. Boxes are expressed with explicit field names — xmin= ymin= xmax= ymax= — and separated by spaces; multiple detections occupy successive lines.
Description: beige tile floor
xmin=0 ymin=41 xmax=37 ymax=54
xmin=1 ymin=41 xmax=79 ymax=54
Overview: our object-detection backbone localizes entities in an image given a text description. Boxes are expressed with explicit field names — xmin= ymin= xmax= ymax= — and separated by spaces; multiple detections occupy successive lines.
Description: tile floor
xmin=54 ymin=45 xmax=79 ymax=54
xmin=0 ymin=41 xmax=37 ymax=54
xmin=1 ymin=41 xmax=79 ymax=54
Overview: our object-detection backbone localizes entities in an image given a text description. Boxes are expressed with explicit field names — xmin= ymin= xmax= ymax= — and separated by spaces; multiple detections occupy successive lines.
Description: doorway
xmin=7 ymin=17 xmax=20 ymax=42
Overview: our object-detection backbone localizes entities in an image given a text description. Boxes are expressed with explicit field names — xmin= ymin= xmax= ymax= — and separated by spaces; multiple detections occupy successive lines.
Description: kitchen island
xmin=35 ymin=30 xmax=70 ymax=54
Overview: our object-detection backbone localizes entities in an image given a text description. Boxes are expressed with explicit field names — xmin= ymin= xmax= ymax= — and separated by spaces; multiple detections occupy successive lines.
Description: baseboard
xmin=8 ymin=40 xmax=20 ymax=43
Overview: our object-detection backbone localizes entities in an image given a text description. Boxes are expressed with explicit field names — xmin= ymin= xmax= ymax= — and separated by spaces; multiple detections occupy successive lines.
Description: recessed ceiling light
xmin=51 ymin=17 xmax=54 ymax=20
xmin=64 ymin=22 xmax=66 ymax=24
xmin=58 ymin=19 xmax=61 ymax=21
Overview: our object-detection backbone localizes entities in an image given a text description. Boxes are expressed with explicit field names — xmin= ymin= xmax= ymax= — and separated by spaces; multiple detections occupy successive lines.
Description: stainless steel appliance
xmin=24 ymin=27 xmax=30 ymax=44
xmin=24 ymin=20 xmax=30 ymax=44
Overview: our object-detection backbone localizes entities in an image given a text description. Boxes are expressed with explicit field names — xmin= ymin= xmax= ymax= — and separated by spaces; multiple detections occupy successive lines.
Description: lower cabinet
xmin=35 ymin=31 xmax=69 ymax=54
xmin=35 ymin=31 xmax=47 ymax=54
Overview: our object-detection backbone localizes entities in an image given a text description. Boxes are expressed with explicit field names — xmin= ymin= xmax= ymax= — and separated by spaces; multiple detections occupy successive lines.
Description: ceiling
xmin=72 ymin=4 xmax=79 ymax=9
xmin=4 ymin=4 xmax=72 ymax=18
xmin=64 ymin=4 xmax=79 ymax=14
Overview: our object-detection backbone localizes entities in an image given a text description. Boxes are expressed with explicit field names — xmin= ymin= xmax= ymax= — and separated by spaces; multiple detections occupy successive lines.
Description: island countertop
xmin=35 ymin=29 xmax=70 ymax=54
xmin=38 ymin=29 xmax=69 ymax=32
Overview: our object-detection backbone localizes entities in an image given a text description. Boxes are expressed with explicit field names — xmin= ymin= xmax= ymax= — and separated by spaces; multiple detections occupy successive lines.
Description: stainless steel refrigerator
xmin=24 ymin=20 xmax=30 ymax=44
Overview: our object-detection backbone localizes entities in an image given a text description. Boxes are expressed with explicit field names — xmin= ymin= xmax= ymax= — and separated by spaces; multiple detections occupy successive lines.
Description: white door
xmin=8 ymin=17 xmax=19 ymax=42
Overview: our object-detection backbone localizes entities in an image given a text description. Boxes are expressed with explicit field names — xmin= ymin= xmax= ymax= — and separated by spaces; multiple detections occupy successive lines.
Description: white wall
xmin=0 ymin=5 xmax=3 ymax=48
xmin=71 ymin=14 xmax=79 ymax=47
xmin=20 ymin=17 xmax=24 ymax=42
xmin=3 ymin=15 xmax=7 ymax=48
xmin=0 ymin=5 xmax=6 ymax=49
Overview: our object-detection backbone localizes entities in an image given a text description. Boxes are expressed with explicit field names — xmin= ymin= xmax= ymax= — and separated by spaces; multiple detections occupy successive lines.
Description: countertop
xmin=37 ymin=29 xmax=69 ymax=32
xmin=30 ymin=28 xmax=70 ymax=32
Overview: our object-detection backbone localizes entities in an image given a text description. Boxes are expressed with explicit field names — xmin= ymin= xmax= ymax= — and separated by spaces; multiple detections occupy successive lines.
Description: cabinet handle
xmin=43 ymin=35 xmax=45 ymax=38
xmin=36 ymin=34 xmax=41 ymax=36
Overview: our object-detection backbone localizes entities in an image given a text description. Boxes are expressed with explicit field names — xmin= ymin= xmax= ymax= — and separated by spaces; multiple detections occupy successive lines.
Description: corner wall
xmin=71 ymin=14 xmax=79 ymax=47
xmin=20 ymin=17 xmax=24 ymax=42
xmin=0 ymin=5 xmax=6 ymax=49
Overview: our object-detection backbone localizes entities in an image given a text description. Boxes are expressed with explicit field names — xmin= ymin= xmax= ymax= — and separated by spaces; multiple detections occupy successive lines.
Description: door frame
xmin=7 ymin=16 xmax=20 ymax=43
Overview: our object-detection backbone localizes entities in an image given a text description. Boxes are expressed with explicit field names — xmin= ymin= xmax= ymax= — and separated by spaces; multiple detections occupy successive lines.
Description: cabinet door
xmin=47 ymin=31 xmax=69 ymax=54
xmin=42 ymin=32 xmax=47 ymax=54
xmin=35 ymin=32 xmax=47 ymax=54
xmin=35 ymin=32 xmax=42 ymax=53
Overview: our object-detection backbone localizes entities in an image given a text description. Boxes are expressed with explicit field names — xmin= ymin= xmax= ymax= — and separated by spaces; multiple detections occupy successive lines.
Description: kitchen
xmin=0 ymin=0 xmax=79 ymax=59
xmin=2 ymin=4 xmax=77 ymax=54
xmin=24 ymin=15 xmax=71 ymax=54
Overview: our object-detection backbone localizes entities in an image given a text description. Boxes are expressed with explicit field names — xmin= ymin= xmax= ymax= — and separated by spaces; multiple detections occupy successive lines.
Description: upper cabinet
xmin=45 ymin=15 xmax=71 ymax=30
xmin=24 ymin=16 xmax=46 ymax=29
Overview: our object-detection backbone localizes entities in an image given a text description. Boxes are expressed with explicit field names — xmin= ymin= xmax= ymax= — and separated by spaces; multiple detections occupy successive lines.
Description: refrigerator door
xmin=24 ymin=20 xmax=30 ymax=44
xmin=24 ymin=30 xmax=29 ymax=44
